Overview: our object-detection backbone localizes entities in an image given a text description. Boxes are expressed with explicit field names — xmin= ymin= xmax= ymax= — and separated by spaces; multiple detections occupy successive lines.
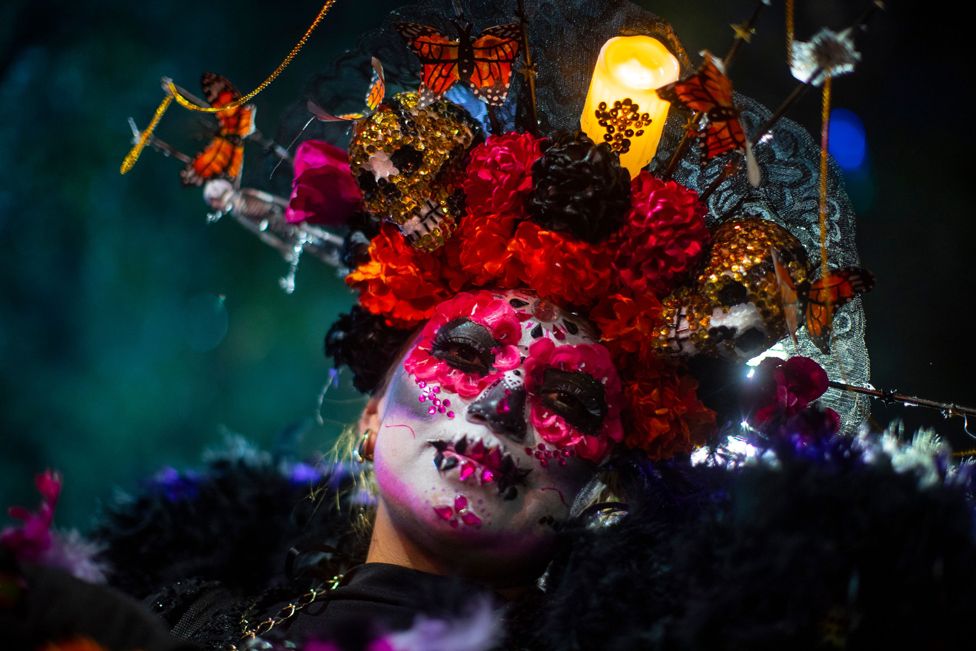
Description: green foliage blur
xmin=0 ymin=0 xmax=410 ymax=527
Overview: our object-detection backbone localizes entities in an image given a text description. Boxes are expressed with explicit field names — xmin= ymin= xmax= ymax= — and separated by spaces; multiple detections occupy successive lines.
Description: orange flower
xmin=40 ymin=637 xmax=112 ymax=651
xmin=590 ymin=289 xmax=664 ymax=364
xmin=346 ymin=224 xmax=455 ymax=328
xmin=623 ymin=361 xmax=717 ymax=460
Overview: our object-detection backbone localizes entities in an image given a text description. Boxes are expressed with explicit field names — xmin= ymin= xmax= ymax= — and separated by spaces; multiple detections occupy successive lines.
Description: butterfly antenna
xmin=270 ymin=116 xmax=315 ymax=180
xmin=451 ymin=0 xmax=465 ymax=18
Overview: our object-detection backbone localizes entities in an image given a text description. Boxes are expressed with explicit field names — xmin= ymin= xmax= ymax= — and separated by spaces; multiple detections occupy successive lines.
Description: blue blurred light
xmin=828 ymin=108 xmax=867 ymax=171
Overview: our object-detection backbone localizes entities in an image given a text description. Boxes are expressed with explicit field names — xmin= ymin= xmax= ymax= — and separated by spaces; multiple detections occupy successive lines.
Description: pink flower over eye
xmin=404 ymin=292 xmax=522 ymax=399
xmin=524 ymin=338 xmax=623 ymax=463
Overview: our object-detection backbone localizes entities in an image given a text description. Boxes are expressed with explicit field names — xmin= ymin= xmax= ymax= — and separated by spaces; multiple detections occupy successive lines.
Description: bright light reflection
xmin=613 ymin=58 xmax=655 ymax=88
xmin=746 ymin=342 xmax=789 ymax=367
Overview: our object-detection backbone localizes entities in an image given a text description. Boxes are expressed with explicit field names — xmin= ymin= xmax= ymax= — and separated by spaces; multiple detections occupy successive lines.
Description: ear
xmin=358 ymin=395 xmax=382 ymax=437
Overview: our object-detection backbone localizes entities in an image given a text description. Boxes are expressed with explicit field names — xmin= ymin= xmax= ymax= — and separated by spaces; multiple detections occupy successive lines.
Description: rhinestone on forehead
xmin=505 ymin=293 xmax=597 ymax=348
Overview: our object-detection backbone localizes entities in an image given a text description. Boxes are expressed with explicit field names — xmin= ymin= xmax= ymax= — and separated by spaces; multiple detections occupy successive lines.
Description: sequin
xmin=348 ymin=92 xmax=480 ymax=251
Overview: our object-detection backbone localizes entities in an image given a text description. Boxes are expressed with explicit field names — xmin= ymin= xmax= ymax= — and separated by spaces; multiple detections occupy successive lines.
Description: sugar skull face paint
xmin=372 ymin=290 xmax=623 ymax=578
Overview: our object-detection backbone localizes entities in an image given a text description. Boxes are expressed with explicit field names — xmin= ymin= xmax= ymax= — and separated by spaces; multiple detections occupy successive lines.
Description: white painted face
xmin=372 ymin=289 xmax=624 ymax=582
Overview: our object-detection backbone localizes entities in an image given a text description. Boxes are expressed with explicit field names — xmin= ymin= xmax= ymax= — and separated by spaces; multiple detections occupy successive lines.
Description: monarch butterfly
xmin=772 ymin=247 xmax=875 ymax=354
xmin=657 ymin=52 xmax=746 ymax=161
xmin=180 ymin=73 xmax=256 ymax=186
xmin=307 ymin=57 xmax=386 ymax=122
xmin=396 ymin=19 xmax=521 ymax=107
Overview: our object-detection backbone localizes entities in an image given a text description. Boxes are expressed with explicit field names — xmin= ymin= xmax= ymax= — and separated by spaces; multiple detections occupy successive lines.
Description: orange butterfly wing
xmin=771 ymin=247 xmax=802 ymax=348
xmin=397 ymin=23 xmax=461 ymax=104
xmin=804 ymin=267 xmax=875 ymax=353
xmin=657 ymin=54 xmax=746 ymax=160
xmin=309 ymin=57 xmax=385 ymax=123
xmin=364 ymin=57 xmax=387 ymax=112
xmin=181 ymin=73 xmax=252 ymax=186
xmin=469 ymin=23 xmax=521 ymax=106
xmin=181 ymin=137 xmax=244 ymax=186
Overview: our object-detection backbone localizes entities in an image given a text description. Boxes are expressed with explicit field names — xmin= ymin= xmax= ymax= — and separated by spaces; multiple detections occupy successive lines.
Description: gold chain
xmin=120 ymin=0 xmax=338 ymax=175
xmin=785 ymin=0 xmax=795 ymax=67
xmin=120 ymin=93 xmax=173 ymax=174
xmin=818 ymin=73 xmax=832 ymax=284
xmin=232 ymin=573 xmax=344 ymax=648
xmin=170 ymin=0 xmax=337 ymax=113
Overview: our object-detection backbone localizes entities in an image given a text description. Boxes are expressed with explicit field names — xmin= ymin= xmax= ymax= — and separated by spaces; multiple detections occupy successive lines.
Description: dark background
xmin=2 ymin=0 xmax=971 ymax=528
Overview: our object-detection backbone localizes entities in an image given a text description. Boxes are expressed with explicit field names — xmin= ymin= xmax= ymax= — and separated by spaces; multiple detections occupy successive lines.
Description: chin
xmin=375 ymin=454 xmax=561 ymax=583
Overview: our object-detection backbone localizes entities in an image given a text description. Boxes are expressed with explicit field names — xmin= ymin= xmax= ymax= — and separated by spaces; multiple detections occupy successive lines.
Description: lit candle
xmin=580 ymin=35 xmax=681 ymax=177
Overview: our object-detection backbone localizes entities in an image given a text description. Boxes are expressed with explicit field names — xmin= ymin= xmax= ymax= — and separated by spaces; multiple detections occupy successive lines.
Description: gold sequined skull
xmin=655 ymin=217 xmax=811 ymax=360
xmin=348 ymin=92 xmax=481 ymax=251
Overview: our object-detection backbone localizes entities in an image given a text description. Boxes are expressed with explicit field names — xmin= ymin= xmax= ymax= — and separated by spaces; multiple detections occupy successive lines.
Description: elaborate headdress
xmin=307 ymin=0 xmax=875 ymax=461
xmin=122 ymin=0 xmax=894 ymax=461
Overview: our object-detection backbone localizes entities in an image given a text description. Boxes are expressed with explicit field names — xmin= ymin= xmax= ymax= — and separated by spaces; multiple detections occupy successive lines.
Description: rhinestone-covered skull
xmin=655 ymin=217 xmax=812 ymax=360
xmin=348 ymin=92 xmax=482 ymax=252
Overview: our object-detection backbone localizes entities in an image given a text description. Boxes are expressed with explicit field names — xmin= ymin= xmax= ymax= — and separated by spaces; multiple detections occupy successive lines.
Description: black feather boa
xmin=92 ymin=448 xmax=370 ymax=600
xmin=529 ymin=444 xmax=976 ymax=650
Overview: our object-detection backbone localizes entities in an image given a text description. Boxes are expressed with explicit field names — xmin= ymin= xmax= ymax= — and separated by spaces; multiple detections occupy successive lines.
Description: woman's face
xmin=372 ymin=290 xmax=623 ymax=580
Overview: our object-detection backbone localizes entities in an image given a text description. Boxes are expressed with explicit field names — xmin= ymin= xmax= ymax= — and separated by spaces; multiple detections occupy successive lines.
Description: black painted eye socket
xmin=391 ymin=145 xmax=423 ymax=174
xmin=538 ymin=368 xmax=607 ymax=436
xmin=431 ymin=317 xmax=498 ymax=376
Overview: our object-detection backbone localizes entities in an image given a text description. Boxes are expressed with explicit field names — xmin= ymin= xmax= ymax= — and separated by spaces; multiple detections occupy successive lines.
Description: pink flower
xmin=462 ymin=132 xmax=542 ymax=219
xmin=611 ymin=171 xmax=710 ymax=298
xmin=404 ymin=292 xmax=522 ymax=399
xmin=523 ymin=338 xmax=623 ymax=462
xmin=285 ymin=140 xmax=362 ymax=226
xmin=1 ymin=470 xmax=61 ymax=562
xmin=746 ymin=356 xmax=831 ymax=428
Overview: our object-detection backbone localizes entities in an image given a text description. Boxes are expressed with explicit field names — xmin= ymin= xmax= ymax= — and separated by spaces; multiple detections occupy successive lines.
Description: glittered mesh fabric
xmin=299 ymin=0 xmax=870 ymax=431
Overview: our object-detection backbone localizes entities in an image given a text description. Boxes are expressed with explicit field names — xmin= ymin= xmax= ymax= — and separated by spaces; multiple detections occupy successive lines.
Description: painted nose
xmin=467 ymin=378 xmax=528 ymax=442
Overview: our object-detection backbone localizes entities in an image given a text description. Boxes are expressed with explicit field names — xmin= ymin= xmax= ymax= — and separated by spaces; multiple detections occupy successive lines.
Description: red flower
xmin=746 ymin=355 xmax=831 ymax=428
xmin=612 ymin=172 xmax=710 ymax=298
xmin=285 ymin=140 xmax=363 ymax=226
xmin=509 ymin=222 xmax=612 ymax=308
xmin=462 ymin=132 xmax=542 ymax=219
xmin=523 ymin=338 xmax=624 ymax=462
xmin=590 ymin=288 xmax=664 ymax=364
xmin=447 ymin=211 xmax=522 ymax=288
xmin=346 ymin=224 xmax=454 ymax=328
xmin=623 ymin=362 xmax=717 ymax=460
xmin=403 ymin=292 xmax=522 ymax=399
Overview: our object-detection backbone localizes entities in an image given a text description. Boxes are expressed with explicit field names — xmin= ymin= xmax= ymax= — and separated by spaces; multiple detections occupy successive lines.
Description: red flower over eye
xmin=404 ymin=292 xmax=522 ymax=399
xmin=523 ymin=338 xmax=623 ymax=463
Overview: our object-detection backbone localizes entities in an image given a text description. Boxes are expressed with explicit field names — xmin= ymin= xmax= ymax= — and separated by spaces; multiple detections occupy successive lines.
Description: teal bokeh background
xmin=2 ymin=0 xmax=973 ymax=528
